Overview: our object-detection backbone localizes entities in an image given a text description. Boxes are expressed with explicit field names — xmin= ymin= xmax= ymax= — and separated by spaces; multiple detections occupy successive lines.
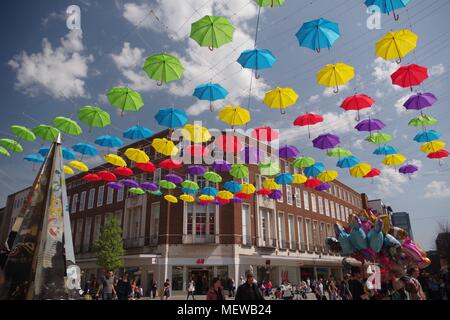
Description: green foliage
xmin=94 ymin=216 xmax=124 ymax=270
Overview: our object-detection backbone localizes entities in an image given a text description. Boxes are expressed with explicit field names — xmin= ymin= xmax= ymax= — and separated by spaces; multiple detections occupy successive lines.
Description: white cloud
xmin=186 ymin=101 xmax=211 ymax=116
xmin=371 ymin=57 xmax=402 ymax=92
xmin=375 ymin=167 xmax=408 ymax=198
xmin=394 ymin=94 xmax=410 ymax=115
xmin=424 ymin=181 xmax=450 ymax=199
xmin=8 ymin=30 xmax=93 ymax=99
xmin=308 ymin=94 xmax=320 ymax=104
xmin=429 ymin=64 xmax=445 ymax=77
xmin=41 ymin=11 xmax=65 ymax=27
xmin=353 ymin=138 xmax=365 ymax=150
xmin=322 ymin=84 xmax=349 ymax=97
xmin=111 ymin=42 xmax=144 ymax=69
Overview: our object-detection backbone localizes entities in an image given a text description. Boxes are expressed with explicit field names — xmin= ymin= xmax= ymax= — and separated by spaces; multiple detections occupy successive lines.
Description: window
xmin=320 ymin=222 xmax=326 ymax=247
xmin=117 ymin=186 xmax=124 ymax=202
xmin=324 ymin=199 xmax=330 ymax=216
xmin=278 ymin=212 xmax=286 ymax=248
xmin=286 ymin=185 xmax=293 ymax=206
xmin=242 ymin=176 xmax=250 ymax=184
xmin=335 ymin=203 xmax=341 ymax=220
xmin=330 ymin=200 xmax=335 ymax=218
xmin=294 ymin=187 xmax=301 ymax=208
xmin=338 ymin=187 xmax=342 ymax=199
xmin=153 ymin=168 xmax=161 ymax=184
xmin=83 ymin=217 xmax=92 ymax=252
xmin=107 ymin=187 xmax=114 ymax=205
xmin=345 ymin=207 xmax=349 ymax=222
xmin=312 ymin=221 xmax=319 ymax=248
xmin=340 ymin=205 xmax=345 ymax=222
xmin=303 ymin=191 xmax=309 ymax=210
xmin=67 ymin=196 xmax=71 ymax=210
xmin=311 ymin=193 xmax=317 ymax=212
xmin=288 ymin=215 xmax=295 ymax=250
xmin=75 ymin=219 xmax=83 ymax=252
xmin=327 ymin=224 xmax=332 ymax=238
xmin=88 ymin=188 xmax=95 ymax=209
xmin=242 ymin=204 xmax=251 ymax=245
xmin=186 ymin=203 xmax=216 ymax=240
xmin=285 ymin=162 xmax=290 ymax=174
xmin=114 ymin=210 xmax=123 ymax=227
xmin=277 ymin=186 xmax=284 ymax=203
xmin=255 ymin=174 xmax=262 ymax=190
xmin=149 ymin=203 xmax=160 ymax=243
xmin=97 ymin=186 xmax=104 ymax=207
xmin=318 ymin=196 xmax=324 ymax=214
xmin=79 ymin=191 xmax=86 ymax=211
xmin=93 ymin=215 xmax=102 ymax=242
xmin=305 ymin=219 xmax=312 ymax=251
xmin=71 ymin=194 xmax=78 ymax=214
xmin=297 ymin=217 xmax=304 ymax=249
xmin=349 ymin=208 xmax=353 ymax=218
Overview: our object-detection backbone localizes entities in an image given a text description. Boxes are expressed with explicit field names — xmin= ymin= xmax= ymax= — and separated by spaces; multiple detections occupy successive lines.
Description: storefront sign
xmin=196 ymin=258 xmax=205 ymax=265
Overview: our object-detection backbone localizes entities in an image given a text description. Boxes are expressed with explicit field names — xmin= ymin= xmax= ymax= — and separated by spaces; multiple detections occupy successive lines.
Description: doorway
xmin=188 ymin=267 xmax=213 ymax=294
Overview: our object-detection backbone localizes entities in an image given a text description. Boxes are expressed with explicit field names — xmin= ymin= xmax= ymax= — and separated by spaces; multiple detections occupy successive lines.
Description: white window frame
xmin=79 ymin=191 xmax=86 ymax=212
xmin=311 ymin=193 xmax=317 ymax=212
xmin=286 ymin=185 xmax=293 ymax=206
xmin=97 ymin=186 xmax=104 ymax=207
xmin=117 ymin=186 xmax=124 ymax=202
xmin=294 ymin=187 xmax=301 ymax=208
xmin=324 ymin=198 xmax=330 ymax=216
xmin=297 ymin=217 xmax=304 ymax=249
xmin=330 ymin=200 xmax=335 ymax=218
xmin=277 ymin=186 xmax=284 ymax=203
xmin=106 ymin=187 xmax=114 ymax=205
xmin=318 ymin=196 xmax=324 ymax=215
xmin=278 ymin=211 xmax=285 ymax=248
xmin=340 ymin=205 xmax=345 ymax=222
xmin=242 ymin=204 xmax=251 ymax=245
xmin=303 ymin=191 xmax=309 ymax=211
xmin=71 ymin=193 xmax=78 ymax=214
xmin=288 ymin=214 xmax=295 ymax=250
xmin=88 ymin=188 xmax=95 ymax=209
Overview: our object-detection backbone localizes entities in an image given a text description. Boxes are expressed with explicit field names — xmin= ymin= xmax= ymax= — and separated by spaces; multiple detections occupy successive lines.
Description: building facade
xmin=391 ymin=212 xmax=414 ymax=239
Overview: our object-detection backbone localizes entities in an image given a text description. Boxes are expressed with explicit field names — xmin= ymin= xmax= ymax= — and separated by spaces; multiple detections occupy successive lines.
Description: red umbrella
xmin=98 ymin=170 xmax=117 ymax=182
xmin=83 ymin=173 xmax=102 ymax=182
xmin=293 ymin=113 xmax=324 ymax=138
xmin=364 ymin=168 xmax=381 ymax=178
xmin=256 ymin=188 xmax=272 ymax=196
xmin=215 ymin=197 xmax=230 ymax=204
xmin=304 ymin=178 xmax=321 ymax=189
xmin=428 ymin=149 xmax=449 ymax=166
xmin=235 ymin=192 xmax=252 ymax=199
xmin=159 ymin=159 xmax=183 ymax=170
xmin=216 ymin=135 xmax=242 ymax=154
xmin=340 ymin=94 xmax=375 ymax=120
xmin=136 ymin=161 xmax=156 ymax=173
xmin=251 ymin=126 xmax=279 ymax=142
xmin=114 ymin=167 xmax=133 ymax=177
xmin=391 ymin=64 xmax=428 ymax=91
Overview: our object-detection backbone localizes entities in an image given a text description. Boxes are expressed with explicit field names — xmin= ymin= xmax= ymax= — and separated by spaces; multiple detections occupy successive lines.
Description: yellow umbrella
xmin=64 ymin=165 xmax=74 ymax=175
xmin=179 ymin=194 xmax=195 ymax=203
xmin=69 ymin=160 xmax=89 ymax=172
xmin=152 ymin=138 xmax=179 ymax=156
xmin=317 ymin=62 xmax=354 ymax=93
xmin=262 ymin=178 xmax=280 ymax=190
xmin=164 ymin=194 xmax=178 ymax=203
xmin=241 ymin=183 xmax=256 ymax=195
xmin=199 ymin=194 xmax=215 ymax=201
xmin=104 ymin=154 xmax=127 ymax=167
xmin=181 ymin=124 xmax=211 ymax=143
xmin=125 ymin=148 xmax=150 ymax=163
xmin=350 ymin=163 xmax=371 ymax=178
xmin=318 ymin=170 xmax=338 ymax=183
xmin=218 ymin=106 xmax=251 ymax=127
xmin=292 ymin=173 xmax=307 ymax=185
xmin=376 ymin=29 xmax=418 ymax=63
xmin=263 ymin=87 xmax=298 ymax=114
xmin=217 ymin=190 xmax=234 ymax=200
xmin=383 ymin=154 xmax=406 ymax=166
xmin=421 ymin=140 xmax=445 ymax=153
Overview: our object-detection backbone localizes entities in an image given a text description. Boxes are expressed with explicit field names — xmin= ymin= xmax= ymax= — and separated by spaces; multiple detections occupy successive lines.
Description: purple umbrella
xmin=231 ymin=197 xmax=243 ymax=204
xmin=312 ymin=134 xmax=340 ymax=150
xmin=240 ymin=146 xmax=263 ymax=164
xmin=213 ymin=200 xmax=227 ymax=206
xmin=355 ymin=119 xmax=385 ymax=132
xmin=212 ymin=160 xmax=231 ymax=172
xmin=165 ymin=173 xmax=183 ymax=184
xmin=123 ymin=179 xmax=139 ymax=188
xmin=141 ymin=182 xmax=158 ymax=191
xmin=403 ymin=92 xmax=437 ymax=110
xmin=188 ymin=165 xmax=207 ymax=176
xmin=268 ymin=189 xmax=282 ymax=200
xmin=399 ymin=164 xmax=418 ymax=175
xmin=279 ymin=145 xmax=300 ymax=159
xmin=198 ymin=201 xmax=209 ymax=206
xmin=106 ymin=182 xmax=124 ymax=190
xmin=315 ymin=183 xmax=331 ymax=192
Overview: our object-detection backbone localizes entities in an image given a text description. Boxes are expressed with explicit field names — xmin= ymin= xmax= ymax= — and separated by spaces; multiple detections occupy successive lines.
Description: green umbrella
xmin=293 ymin=156 xmax=315 ymax=168
xmin=32 ymin=125 xmax=60 ymax=142
xmin=327 ymin=148 xmax=352 ymax=158
xmin=107 ymin=87 xmax=144 ymax=116
xmin=10 ymin=125 xmax=36 ymax=142
xmin=230 ymin=164 xmax=249 ymax=179
xmin=190 ymin=15 xmax=235 ymax=50
xmin=181 ymin=180 xmax=199 ymax=190
xmin=159 ymin=180 xmax=177 ymax=190
xmin=52 ymin=117 xmax=82 ymax=136
xmin=0 ymin=146 xmax=11 ymax=157
xmin=0 ymin=138 xmax=23 ymax=153
xmin=255 ymin=0 xmax=285 ymax=7
xmin=365 ymin=132 xmax=392 ymax=145
xmin=143 ymin=54 xmax=184 ymax=86
xmin=408 ymin=115 xmax=438 ymax=127
xmin=129 ymin=187 xmax=145 ymax=195
xmin=78 ymin=106 xmax=111 ymax=128
xmin=258 ymin=161 xmax=281 ymax=176
xmin=203 ymin=171 xmax=222 ymax=183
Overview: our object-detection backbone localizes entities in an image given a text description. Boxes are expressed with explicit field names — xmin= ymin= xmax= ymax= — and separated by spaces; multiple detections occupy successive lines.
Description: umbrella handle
xmin=210 ymin=101 xmax=214 ymax=112
xmin=393 ymin=12 xmax=400 ymax=21
xmin=255 ymin=72 xmax=261 ymax=79
xmin=208 ymin=46 xmax=214 ymax=51
xmin=396 ymin=58 xmax=402 ymax=64
xmin=316 ymin=48 xmax=321 ymax=53
xmin=157 ymin=81 xmax=163 ymax=87
xmin=280 ymin=108 xmax=286 ymax=115
xmin=333 ymin=86 xmax=339 ymax=94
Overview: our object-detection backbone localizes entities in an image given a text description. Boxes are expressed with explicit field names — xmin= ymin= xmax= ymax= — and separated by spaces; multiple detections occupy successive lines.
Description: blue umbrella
xmin=62 ymin=147 xmax=76 ymax=160
xmin=365 ymin=0 xmax=411 ymax=20
xmin=275 ymin=173 xmax=294 ymax=185
xmin=414 ymin=130 xmax=440 ymax=143
xmin=72 ymin=143 xmax=97 ymax=156
xmin=237 ymin=49 xmax=276 ymax=79
xmin=123 ymin=125 xmax=153 ymax=140
xmin=373 ymin=145 xmax=399 ymax=156
xmin=295 ymin=18 xmax=340 ymax=53
xmin=200 ymin=186 xmax=218 ymax=197
xmin=304 ymin=162 xmax=326 ymax=177
xmin=182 ymin=187 xmax=198 ymax=195
xmin=337 ymin=156 xmax=360 ymax=168
xmin=95 ymin=135 xmax=123 ymax=148
xmin=193 ymin=82 xmax=229 ymax=112
xmin=38 ymin=146 xmax=50 ymax=157
xmin=24 ymin=153 xmax=45 ymax=163
xmin=224 ymin=181 xmax=242 ymax=193
xmin=154 ymin=108 xmax=188 ymax=129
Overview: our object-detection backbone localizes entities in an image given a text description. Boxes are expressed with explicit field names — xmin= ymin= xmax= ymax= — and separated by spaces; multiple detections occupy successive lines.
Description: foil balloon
xmin=349 ymin=216 xmax=368 ymax=251
xmin=389 ymin=226 xmax=409 ymax=240
xmin=326 ymin=237 xmax=342 ymax=253
xmin=334 ymin=223 xmax=354 ymax=256
xmin=402 ymin=238 xmax=424 ymax=263
xmin=361 ymin=220 xmax=373 ymax=234
xmin=367 ymin=218 xmax=384 ymax=253
xmin=383 ymin=233 xmax=401 ymax=248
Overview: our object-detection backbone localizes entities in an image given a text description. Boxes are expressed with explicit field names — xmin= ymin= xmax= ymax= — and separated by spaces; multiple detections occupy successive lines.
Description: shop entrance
xmin=188 ymin=267 xmax=213 ymax=295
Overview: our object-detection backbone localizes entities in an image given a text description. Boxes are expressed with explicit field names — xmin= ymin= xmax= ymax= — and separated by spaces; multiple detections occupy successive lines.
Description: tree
xmin=436 ymin=221 xmax=450 ymax=265
xmin=94 ymin=216 xmax=124 ymax=271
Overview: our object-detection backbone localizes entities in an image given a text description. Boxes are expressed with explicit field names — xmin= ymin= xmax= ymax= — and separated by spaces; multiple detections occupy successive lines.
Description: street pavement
xmin=141 ymin=293 xmax=318 ymax=300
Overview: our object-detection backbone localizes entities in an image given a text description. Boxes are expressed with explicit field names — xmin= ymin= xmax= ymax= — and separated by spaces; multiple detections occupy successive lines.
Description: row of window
xmin=68 ymin=185 xmax=125 ymax=214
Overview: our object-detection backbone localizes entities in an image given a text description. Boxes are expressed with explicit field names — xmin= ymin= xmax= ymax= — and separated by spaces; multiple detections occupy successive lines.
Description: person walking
xmin=339 ymin=275 xmax=352 ymax=300
xmin=151 ymin=280 xmax=157 ymax=299
xmin=229 ymin=278 xmax=236 ymax=298
xmin=116 ymin=273 xmax=132 ymax=300
xmin=97 ymin=270 xmax=116 ymax=300
xmin=162 ymin=279 xmax=171 ymax=300
xmin=282 ymin=282 xmax=293 ymax=300
xmin=407 ymin=267 xmax=426 ymax=300
xmin=348 ymin=267 xmax=365 ymax=300
xmin=84 ymin=275 xmax=99 ymax=300
xmin=186 ymin=278 xmax=195 ymax=300
xmin=266 ymin=280 xmax=272 ymax=297
xmin=207 ymin=277 xmax=226 ymax=301
xmin=328 ymin=277 xmax=338 ymax=300
xmin=235 ymin=270 xmax=265 ymax=301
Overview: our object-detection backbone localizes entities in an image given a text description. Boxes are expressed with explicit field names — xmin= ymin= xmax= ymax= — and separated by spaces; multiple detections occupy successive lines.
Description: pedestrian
xmin=339 ymin=274 xmax=352 ymax=300
xmin=328 ymin=276 xmax=338 ymax=300
xmin=282 ymin=282 xmax=293 ymax=300
xmin=207 ymin=277 xmax=226 ymax=300
xmin=97 ymin=270 xmax=116 ymax=300
xmin=388 ymin=269 xmax=410 ymax=300
xmin=266 ymin=280 xmax=272 ymax=297
xmin=84 ymin=275 xmax=98 ymax=300
xmin=406 ymin=267 xmax=426 ymax=300
xmin=348 ymin=267 xmax=365 ymax=300
xmin=315 ymin=278 xmax=326 ymax=300
xmin=235 ymin=270 xmax=265 ymax=301
xmin=229 ymin=278 xmax=236 ymax=298
xmin=162 ymin=279 xmax=171 ymax=300
xmin=151 ymin=280 xmax=158 ymax=299
xmin=116 ymin=273 xmax=132 ymax=300
xmin=260 ymin=280 xmax=266 ymax=297
xmin=186 ymin=278 xmax=195 ymax=300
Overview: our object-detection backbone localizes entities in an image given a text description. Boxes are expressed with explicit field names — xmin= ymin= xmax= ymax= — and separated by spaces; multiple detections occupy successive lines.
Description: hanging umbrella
xmin=240 ymin=147 xmax=263 ymax=164
xmin=0 ymin=146 xmax=11 ymax=157
xmin=269 ymin=189 xmax=283 ymax=200
xmin=123 ymin=179 xmax=140 ymax=188
xmin=182 ymin=180 xmax=200 ymax=190
xmin=24 ymin=153 xmax=45 ymax=164
xmin=212 ymin=160 xmax=232 ymax=172
xmin=364 ymin=0 xmax=411 ymax=21
xmin=350 ymin=163 xmax=372 ymax=178
xmin=114 ymin=167 xmax=133 ymax=177
xmin=340 ymin=94 xmax=375 ymax=120
xmin=313 ymin=134 xmax=340 ymax=150
xmin=199 ymin=195 xmax=215 ymax=202
xmin=52 ymin=117 xmax=82 ymax=136
xmin=251 ymin=126 xmax=279 ymax=142
xmin=201 ymin=187 xmax=219 ymax=197
xmin=230 ymin=164 xmax=249 ymax=179
xmin=182 ymin=187 xmax=198 ymax=195
xmin=316 ymin=183 xmax=332 ymax=192
xmin=193 ymin=82 xmax=229 ymax=112
xmin=218 ymin=106 xmax=251 ymax=127
xmin=129 ymin=188 xmax=146 ymax=195
xmin=125 ymin=148 xmax=150 ymax=163
xmin=355 ymin=119 xmax=386 ymax=132
xmin=182 ymin=124 xmax=212 ymax=143
xmin=135 ymin=162 xmax=156 ymax=173
xmin=327 ymin=148 xmax=352 ymax=158
xmin=231 ymin=197 xmax=244 ymax=204
xmin=241 ymin=183 xmax=256 ymax=195
xmin=62 ymin=147 xmax=77 ymax=161
xmin=365 ymin=132 xmax=393 ymax=145
xmin=237 ymin=49 xmax=276 ymax=79
xmin=318 ymin=170 xmax=338 ymax=183
xmin=107 ymin=182 xmax=124 ymax=190
xmin=217 ymin=190 xmax=234 ymax=200
xmin=186 ymin=144 xmax=209 ymax=157
xmin=427 ymin=150 xmax=449 ymax=165
xmin=216 ymin=135 xmax=242 ymax=153
xmin=69 ymin=160 xmax=89 ymax=172
xmin=263 ymin=87 xmax=298 ymax=114
xmin=78 ymin=106 xmax=111 ymax=129
xmin=262 ymin=178 xmax=280 ymax=190
xmin=317 ymin=63 xmax=355 ymax=93
xmin=391 ymin=64 xmax=428 ymax=91
xmin=152 ymin=138 xmax=178 ymax=156
xmin=403 ymin=92 xmax=437 ymax=111
xmin=143 ymin=53 xmax=184 ymax=86
xmin=421 ymin=141 xmax=445 ymax=153
xmin=10 ymin=125 xmax=36 ymax=142
xmin=154 ymin=108 xmax=188 ymax=129
xmin=304 ymin=162 xmax=326 ymax=177
xmin=165 ymin=173 xmax=183 ymax=184
xmin=337 ymin=156 xmax=360 ymax=168
xmin=293 ymin=113 xmax=324 ymax=138
xmin=408 ymin=115 xmax=438 ymax=127
xmin=293 ymin=174 xmax=307 ymax=185
xmin=255 ymin=0 xmax=285 ymax=6
xmin=235 ymin=192 xmax=252 ymax=199
xmin=164 ymin=195 xmax=178 ymax=203
xmin=364 ymin=168 xmax=381 ymax=179
xmin=203 ymin=171 xmax=222 ymax=183
xmin=32 ymin=125 xmax=60 ymax=142
xmin=0 ymin=139 xmax=23 ymax=153
xmin=180 ymin=194 xmax=195 ymax=203
xmin=187 ymin=165 xmax=207 ymax=176
xmin=95 ymin=135 xmax=124 ymax=148
xmin=295 ymin=18 xmax=340 ymax=53
xmin=98 ymin=171 xmax=117 ymax=182
xmin=383 ymin=154 xmax=407 ymax=166
xmin=107 ymin=87 xmax=144 ymax=116
xmin=104 ymin=154 xmax=127 ymax=167
xmin=83 ymin=173 xmax=102 ymax=182
xmin=373 ymin=145 xmax=399 ymax=155
xmin=279 ymin=145 xmax=300 ymax=159
xmin=376 ymin=29 xmax=418 ymax=63
xmin=304 ymin=178 xmax=321 ymax=189
xmin=159 ymin=180 xmax=177 ymax=190
xmin=399 ymin=164 xmax=418 ymax=177
xmin=224 ymin=181 xmax=243 ymax=193
xmin=64 ymin=165 xmax=75 ymax=175
xmin=293 ymin=156 xmax=316 ymax=168
xmin=275 ymin=173 xmax=294 ymax=185
xmin=159 ymin=159 xmax=183 ymax=170
xmin=414 ymin=130 xmax=440 ymax=143
xmin=258 ymin=161 xmax=281 ymax=176
xmin=123 ymin=125 xmax=153 ymax=140
xmin=149 ymin=190 xmax=163 ymax=196
xmin=72 ymin=143 xmax=97 ymax=157
xmin=190 ymin=15 xmax=235 ymax=50
xmin=256 ymin=188 xmax=272 ymax=196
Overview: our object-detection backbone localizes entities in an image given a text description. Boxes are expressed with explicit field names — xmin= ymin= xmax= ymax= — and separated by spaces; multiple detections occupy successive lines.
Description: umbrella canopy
xmin=199 ymin=195 xmax=215 ymax=202
xmin=240 ymin=147 xmax=263 ymax=164
xmin=340 ymin=94 xmax=375 ymax=120
xmin=258 ymin=161 xmax=281 ymax=176
xmin=129 ymin=188 xmax=146 ymax=195
xmin=182 ymin=124 xmax=211 ymax=143
xmin=52 ymin=117 xmax=82 ymax=136
xmin=64 ymin=165 xmax=74 ymax=175
xmin=216 ymin=135 xmax=242 ymax=153
xmin=154 ymin=108 xmax=188 ymax=129
xmin=193 ymin=82 xmax=228 ymax=112
xmin=143 ymin=53 xmax=184 ymax=85
xmin=304 ymin=162 xmax=326 ymax=177
xmin=313 ymin=134 xmax=340 ymax=150
xmin=125 ymin=148 xmax=149 ymax=163
xmin=187 ymin=165 xmax=207 ymax=176
xmin=237 ymin=49 xmax=276 ymax=78
xmin=293 ymin=156 xmax=316 ymax=168
xmin=376 ymin=29 xmax=418 ymax=62
xmin=316 ymin=183 xmax=332 ymax=192
xmin=293 ymin=174 xmax=308 ymax=185
xmin=231 ymin=197 xmax=243 ymax=204
xmin=78 ymin=106 xmax=111 ymax=128
xmin=263 ymin=87 xmax=298 ymax=114
xmin=275 ymin=173 xmax=294 ymax=185
xmin=182 ymin=180 xmax=200 ymax=190
xmin=69 ymin=160 xmax=89 ymax=172
xmin=408 ymin=115 xmax=438 ymax=127
xmin=366 ymin=132 xmax=393 ymax=145
xmin=24 ymin=153 xmax=45 ymax=164
xmin=350 ymin=163 xmax=372 ymax=178
xmin=421 ymin=141 xmax=445 ymax=153
xmin=186 ymin=144 xmax=209 ymax=157
xmin=104 ymin=154 xmax=127 ymax=167
xmin=391 ymin=64 xmax=428 ymax=89
xmin=364 ymin=168 xmax=381 ymax=178
xmin=159 ymin=180 xmax=177 ymax=190
xmin=295 ymin=18 xmax=340 ymax=52
xmin=235 ymin=192 xmax=252 ymax=199
xmin=83 ymin=173 xmax=102 ymax=182
xmin=217 ymin=190 xmax=234 ymax=200
xmin=38 ymin=147 xmax=50 ymax=157
xmin=256 ymin=188 xmax=272 ymax=196
xmin=262 ymin=178 xmax=280 ymax=190
xmin=62 ymin=147 xmax=77 ymax=160
xmin=107 ymin=87 xmax=144 ymax=116
xmin=414 ymin=130 xmax=440 ymax=143
xmin=427 ymin=150 xmax=449 ymax=159
xmin=212 ymin=160 xmax=231 ymax=172
xmin=0 ymin=139 xmax=23 ymax=153
xmin=255 ymin=0 xmax=285 ymax=6
xmin=230 ymin=164 xmax=249 ymax=179
xmin=355 ymin=119 xmax=385 ymax=132
xmin=149 ymin=190 xmax=163 ymax=196
xmin=317 ymin=63 xmax=354 ymax=93
xmin=327 ymin=148 xmax=352 ymax=158
xmin=203 ymin=171 xmax=222 ymax=183
xmin=123 ymin=125 xmax=153 ymax=140
xmin=201 ymin=187 xmax=219 ymax=197
xmin=318 ymin=170 xmax=338 ymax=183
xmin=337 ymin=156 xmax=360 ymax=168
xmin=10 ymin=125 xmax=36 ymax=142
xmin=95 ymin=135 xmax=124 ymax=148
xmin=269 ymin=189 xmax=283 ymax=200
xmin=218 ymin=106 xmax=251 ymax=127
xmin=304 ymin=178 xmax=321 ymax=189
xmin=107 ymin=182 xmax=124 ymax=190
xmin=165 ymin=173 xmax=183 ymax=184
xmin=224 ymin=181 xmax=243 ymax=193
xmin=152 ymin=138 xmax=178 ymax=156
xmin=399 ymin=164 xmax=418 ymax=175
xmin=279 ymin=145 xmax=300 ymax=159
xmin=365 ymin=0 xmax=411 ymax=20
xmin=135 ymin=162 xmax=156 ymax=172
xmin=190 ymin=15 xmax=235 ymax=49
xmin=180 ymin=194 xmax=195 ymax=203
xmin=72 ymin=143 xmax=97 ymax=156
xmin=373 ymin=145 xmax=399 ymax=155
xmin=0 ymin=146 xmax=10 ymax=157
xmin=383 ymin=154 xmax=407 ymax=166
xmin=123 ymin=179 xmax=140 ymax=188
xmin=114 ymin=167 xmax=133 ymax=177
xmin=164 ymin=195 xmax=178 ymax=203
xmin=251 ymin=126 xmax=279 ymax=142
xmin=32 ymin=125 xmax=60 ymax=142
xmin=98 ymin=171 xmax=117 ymax=182
xmin=159 ymin=159 xmax=183 ymax=170
xmin=182 ymin=187 xmax=198 ymax=195
xmin=403 ymin=92 xmax=437 ymax=110
xmin=293 ymin=113 xmax=324 ymax=138
xmin=241 ymin=183 xmax=256 ymax=195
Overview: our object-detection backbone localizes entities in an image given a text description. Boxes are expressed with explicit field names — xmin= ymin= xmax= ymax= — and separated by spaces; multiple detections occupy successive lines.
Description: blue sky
xmin=0 ymin=0 xmax=449 ymax=250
